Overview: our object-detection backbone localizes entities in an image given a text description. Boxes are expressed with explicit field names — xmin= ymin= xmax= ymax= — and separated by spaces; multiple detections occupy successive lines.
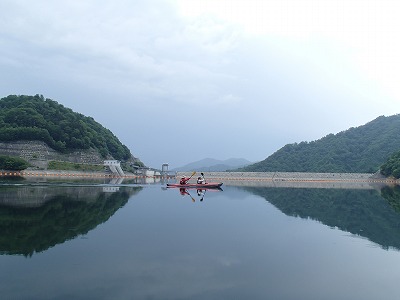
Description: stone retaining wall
xmin=0 ymin=140 xmax=104 ymax=169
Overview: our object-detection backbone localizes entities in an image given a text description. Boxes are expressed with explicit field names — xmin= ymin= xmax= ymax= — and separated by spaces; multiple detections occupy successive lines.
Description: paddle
xmin=189 ymin=171 xmax=196 ymax=179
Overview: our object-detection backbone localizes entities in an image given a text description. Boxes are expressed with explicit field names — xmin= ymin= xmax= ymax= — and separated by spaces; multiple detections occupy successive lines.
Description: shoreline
xmin=177 ymin=171 xmax=400 ymax=187
xmin=0 ymin=169 xmax=173 ymax=179
xmin=0 ymin=170 xmax=398 ymax=186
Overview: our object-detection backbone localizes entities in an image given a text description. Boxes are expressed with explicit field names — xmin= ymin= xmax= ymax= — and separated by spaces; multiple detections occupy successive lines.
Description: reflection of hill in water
xmin=381 ymin=186 xmax=400 ymax=214
xmin=0 ymin=186 xmax=142 ymax=256
xmin=244 ymin=187 xmax=400 ymax=251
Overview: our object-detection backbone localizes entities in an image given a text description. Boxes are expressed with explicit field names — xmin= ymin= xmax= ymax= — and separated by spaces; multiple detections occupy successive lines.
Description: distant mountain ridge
xmin=240 ymin=114 xmax=400 ymax=173
xmin=172 ymin=158 xmax=253 ymax=172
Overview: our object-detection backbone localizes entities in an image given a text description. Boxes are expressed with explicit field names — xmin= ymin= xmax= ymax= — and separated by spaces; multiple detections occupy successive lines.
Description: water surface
xmin=1 ymin=181 xmax=400 ymax=299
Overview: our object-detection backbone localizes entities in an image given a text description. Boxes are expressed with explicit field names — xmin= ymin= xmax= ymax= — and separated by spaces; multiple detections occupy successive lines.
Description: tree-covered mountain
xmin=380 ymin=150 xmax=400 ymax=178
xmin=240 ymin=114 xmax=400 ymax=173
xmin=0 ymin=94 xmax=139 ymax=163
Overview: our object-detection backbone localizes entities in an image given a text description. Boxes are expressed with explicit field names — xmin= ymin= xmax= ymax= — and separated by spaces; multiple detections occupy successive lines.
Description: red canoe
xmin=167 ymin=182 xmax=223 ymax=189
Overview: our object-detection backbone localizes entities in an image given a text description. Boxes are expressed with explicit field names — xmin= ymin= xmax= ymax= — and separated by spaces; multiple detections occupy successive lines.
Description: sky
xmin=1 ymin=0 xmax=400 ymax=169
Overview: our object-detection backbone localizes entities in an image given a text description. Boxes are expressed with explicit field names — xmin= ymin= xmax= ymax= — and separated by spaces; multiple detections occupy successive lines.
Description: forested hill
xmin=240 ymin=114 xmax=400 ymax=173
xmin=0 ymin=94 xmax=136 ymax=162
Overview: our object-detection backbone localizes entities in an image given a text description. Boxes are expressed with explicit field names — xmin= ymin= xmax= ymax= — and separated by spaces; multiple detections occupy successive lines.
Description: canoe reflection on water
xmin=178 ymin=187 xmax=223 ymax=202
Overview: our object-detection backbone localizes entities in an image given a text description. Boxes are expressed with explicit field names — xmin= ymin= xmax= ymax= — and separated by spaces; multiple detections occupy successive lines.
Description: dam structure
xmin=104 ymin=160 xmax=125 ymax=177
xmin=176 ymin=171 xmax=397 ymax=189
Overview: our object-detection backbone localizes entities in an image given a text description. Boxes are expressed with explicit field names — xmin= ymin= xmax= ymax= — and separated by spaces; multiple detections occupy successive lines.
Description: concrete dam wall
xmin=176 ymin=171 xmax=396 ymax=189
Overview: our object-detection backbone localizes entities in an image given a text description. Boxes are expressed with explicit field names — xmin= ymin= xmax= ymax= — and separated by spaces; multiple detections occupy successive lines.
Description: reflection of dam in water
xmin=0 ymin=186 xmax=105 ymax=207
xmin=0 ymin=184 xmax=142 ymax=208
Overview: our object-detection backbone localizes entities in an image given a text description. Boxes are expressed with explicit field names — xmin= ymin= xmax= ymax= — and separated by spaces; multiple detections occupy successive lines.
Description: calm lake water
xmin=2 ymin=178 xmax=400 ymax=299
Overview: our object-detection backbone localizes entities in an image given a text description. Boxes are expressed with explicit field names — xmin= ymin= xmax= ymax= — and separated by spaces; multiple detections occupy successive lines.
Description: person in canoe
xmin=197 ymin=173 xmax=205 ymax=184
xmin=180 ymin=176 xmax=190 ymax=185
xmin=197 ymin=176 xmax=205 ymax=184
xmin=179 ymin=171 xmax=196 ymax=185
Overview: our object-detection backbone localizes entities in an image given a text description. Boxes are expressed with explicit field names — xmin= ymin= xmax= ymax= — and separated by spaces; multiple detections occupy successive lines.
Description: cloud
xmin=217 ymin=94 xmax=242 ymax=105
xmin=0 ymin=0 xmax=244 ymax=107
xmin=1 ymin=0 xmax=400 ymax=168
xmin=176 ymin=0 xmax=400 ymax=101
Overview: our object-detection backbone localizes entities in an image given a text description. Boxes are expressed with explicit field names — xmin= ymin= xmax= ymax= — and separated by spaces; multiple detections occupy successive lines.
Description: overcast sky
xmin=1 ymin=0 xmax=400 ymax=169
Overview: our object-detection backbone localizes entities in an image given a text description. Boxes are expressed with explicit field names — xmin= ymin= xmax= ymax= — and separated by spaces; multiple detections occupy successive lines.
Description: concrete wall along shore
xmin=177 ymin=171 xmax=399 ymax=189
xmin=0 ymin=170 xmax=171 ymax=179
xmin=1 ymin=169 xmax=398 ymax=189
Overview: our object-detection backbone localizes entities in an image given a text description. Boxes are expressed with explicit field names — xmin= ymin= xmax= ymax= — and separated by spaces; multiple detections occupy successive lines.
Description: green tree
xmin=380 ymin=150 xmax=400 ymax=178
xmin=0 ymin=155 xmax=29 ymax=170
